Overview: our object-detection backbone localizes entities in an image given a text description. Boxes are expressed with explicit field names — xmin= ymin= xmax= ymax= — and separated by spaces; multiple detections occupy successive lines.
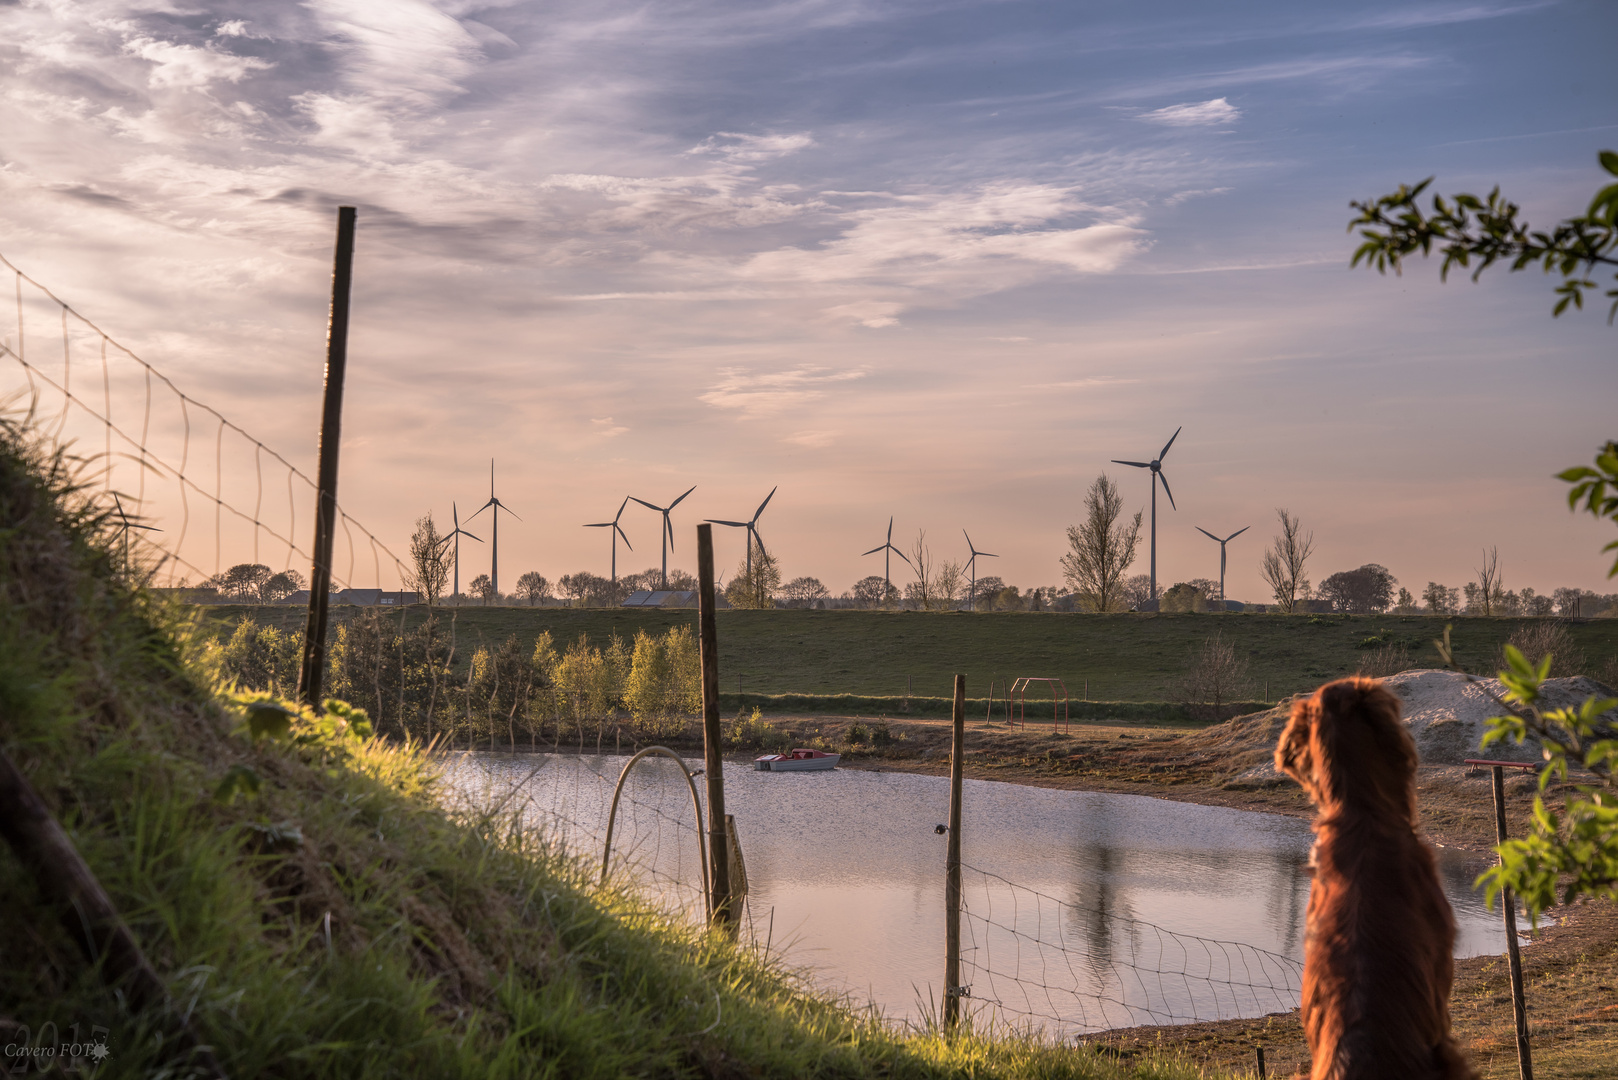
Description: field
xmin=206 ymin=604 xmax=1618 ymax=705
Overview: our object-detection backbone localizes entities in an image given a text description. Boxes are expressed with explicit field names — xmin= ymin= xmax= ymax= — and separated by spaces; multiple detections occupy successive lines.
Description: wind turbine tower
xmin=963 ymin=530 xmax=998 ymax=612
xmin=861 ymin=517 xmax=912 ymax=606
xmin=469 ymin=460 xmax=520 ymax=599
xmin=1195 ymin=525 xmax=1249 ymax=606
xmin=439 ymin=502 xmax=481 ymax=602
xmin=1112 ymin=426 xmax=1181 ymax=604
xmin=706 ymin=486 xmax=776 ymax=583
xmin=584 ymin=497 xmax=633 ymax=585
xmin=631 ymin=485 xmax=696 ymax=589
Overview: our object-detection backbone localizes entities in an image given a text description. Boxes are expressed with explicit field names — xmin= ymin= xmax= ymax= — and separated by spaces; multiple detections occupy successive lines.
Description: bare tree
xmin=1474 ymin=546 xmax=1502 ymax=616
xmin=907 ymin=530 xmax=934 ymax=610
xmin=515 ymin=571 xmax=550 ymax=606
xmin=1061 ymin=474 xmax=1143 ymax=612
xmin=1259 ymin=509 xmax=1314 ymax=613
xmin=469 ymin=573 xmax=495 ymax=605
xmin=935 ymin=560 xmax=965 ymax=607
xmin=1178 ymin=633 xmax=1253 ymax=721
xmin=407 ymin=514 xmax=451 ymax=606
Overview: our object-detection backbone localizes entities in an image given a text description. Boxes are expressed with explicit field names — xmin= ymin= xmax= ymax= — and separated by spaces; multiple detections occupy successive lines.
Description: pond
xmin=446 ymin=751 xmax=1512 ymax=1035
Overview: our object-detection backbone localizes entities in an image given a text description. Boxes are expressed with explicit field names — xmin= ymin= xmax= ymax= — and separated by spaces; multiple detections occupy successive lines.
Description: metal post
xmin=698 ymin=524 xmax=734 ymax=933
xmin=944 ymin=673 xmax=965 ymax=1029
xmin=298 ymin=206 xmax=356 ymax=708
xmin=1255 ymin=1045 xmax=1266 ymax=1078
xmin=1492 ymin=765 xmax=1534 ymax=1080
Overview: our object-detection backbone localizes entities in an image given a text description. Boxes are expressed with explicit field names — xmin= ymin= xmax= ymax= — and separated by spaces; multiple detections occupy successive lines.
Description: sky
xmin=1 ymin=0 xmax=1616 ymax=601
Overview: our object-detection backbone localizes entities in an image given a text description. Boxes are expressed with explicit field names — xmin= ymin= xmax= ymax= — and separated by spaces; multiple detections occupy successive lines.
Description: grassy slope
xmin=0 ymin=452 xmax=1227 ymax=1076
xmin=209 ymin=604 xmax=1618 ymax=702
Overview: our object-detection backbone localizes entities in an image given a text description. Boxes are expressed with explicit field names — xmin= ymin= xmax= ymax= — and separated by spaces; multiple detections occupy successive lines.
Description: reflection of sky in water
xmin=451 ymin=753 xmax=1513 ymax=1033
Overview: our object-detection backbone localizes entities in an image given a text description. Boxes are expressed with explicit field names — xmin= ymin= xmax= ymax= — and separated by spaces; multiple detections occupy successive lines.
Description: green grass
xmin=0 ymin=427 xmax=1244 ymax=1077
xmin=207 ymin=604 xmax=1618 ymax=704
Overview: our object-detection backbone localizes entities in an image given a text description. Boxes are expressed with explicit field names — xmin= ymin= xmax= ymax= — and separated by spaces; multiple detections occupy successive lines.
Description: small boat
xmin=754 ymin=748 xmax=841 ymax=772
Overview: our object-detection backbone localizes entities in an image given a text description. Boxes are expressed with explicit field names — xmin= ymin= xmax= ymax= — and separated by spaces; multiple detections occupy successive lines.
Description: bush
xmin=1501 ymin=619 xmax=1587 ymax=679
xmin=726 ymin=707 xmax=790 ymax=753
xmin=846 ymin=722 xmax=869 ymax=746
xmin=1177 ymin=632 xmax=1252 ymax=721
xmin=214 ymin=616 xmax=302 ymax=696
xmin=870 ymin=721 xmax=894 ymax=748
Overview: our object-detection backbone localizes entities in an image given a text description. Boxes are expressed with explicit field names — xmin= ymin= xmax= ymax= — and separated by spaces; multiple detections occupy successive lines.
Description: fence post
xmin=1491 ymin=764 xmax=1534 ymax=1080
xmin=297 ymin=205 xmax=357 ymax=708
xmin=1255 ymin=1045 xmax=1266 ymax=1078
xmin=944 ymin=673 xmax=965 ymax=1029
xmin=698 ymin=524 xmax=735 ymax=934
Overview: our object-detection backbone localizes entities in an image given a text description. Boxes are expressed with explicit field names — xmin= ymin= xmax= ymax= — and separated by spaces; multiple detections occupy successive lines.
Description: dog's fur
xmin=1275 ymin=677 xmax=1475 ymax=1080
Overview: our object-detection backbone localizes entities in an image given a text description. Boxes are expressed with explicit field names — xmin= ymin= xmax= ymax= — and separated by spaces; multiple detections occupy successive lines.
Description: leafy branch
xmin=1349 ymin=150 xmax=1618 ymax=320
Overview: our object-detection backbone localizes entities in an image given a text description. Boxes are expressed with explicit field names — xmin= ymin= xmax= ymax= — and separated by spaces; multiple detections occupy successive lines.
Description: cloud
xmin=688 ymin=131 xmax=815 ymax=163
xmin=1140 ymin=97 xmax=1241 ymax=127
xmin=1164 ymin=187 xmax=1233 ymax=205
xmin=591 ymin=417 xmax=628 ymax=437
xmin=785 ymin=429 xmax=842 ymax=448
xmin=823 ymin=300 xmax=902 ymax=328
xmin=123 ymin=36 xmax=273 ymax=90
xmin=699 ymin=366 xmax=866 ymax=418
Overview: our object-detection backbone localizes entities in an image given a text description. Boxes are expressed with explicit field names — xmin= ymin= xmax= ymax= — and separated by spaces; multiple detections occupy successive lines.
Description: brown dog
xmin=1275 ymin=677 xmax=1475 ymax=1080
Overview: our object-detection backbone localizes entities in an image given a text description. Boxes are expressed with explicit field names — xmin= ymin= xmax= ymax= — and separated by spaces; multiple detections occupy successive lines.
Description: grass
xmin=0 ymin=437 xmax=1251 ymax=1076
xmin=205 ymin=603 xmax=1618 ymax=705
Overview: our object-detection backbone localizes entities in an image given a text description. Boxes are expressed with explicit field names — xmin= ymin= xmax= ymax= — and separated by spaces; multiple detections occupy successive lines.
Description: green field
xmin=204 ymin=605 xmax=1618 ymax=704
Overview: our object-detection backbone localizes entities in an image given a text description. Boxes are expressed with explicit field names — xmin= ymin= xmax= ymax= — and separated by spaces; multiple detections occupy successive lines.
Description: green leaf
xmin=214 ymin=764 xmax=262 ymax=804
xmin=1600 ymin=149 xmax=1618 ymax=177
xmin=245 ymin=700 xmax=298 ymax=742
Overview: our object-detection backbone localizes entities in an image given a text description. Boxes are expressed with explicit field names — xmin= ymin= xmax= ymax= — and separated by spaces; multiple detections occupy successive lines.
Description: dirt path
xmin=739 ymin=712 xmax=1618 ymax=1077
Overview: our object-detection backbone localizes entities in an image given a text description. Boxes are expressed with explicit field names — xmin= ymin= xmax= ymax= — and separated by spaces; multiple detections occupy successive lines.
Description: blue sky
xmin=1 ymin=0 xmax=1615 ymax=599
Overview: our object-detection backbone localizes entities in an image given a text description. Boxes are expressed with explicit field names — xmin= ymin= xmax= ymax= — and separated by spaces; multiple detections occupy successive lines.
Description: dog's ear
xmin=1275 ymin=697 xmax=1318 ymax=797
xmin=1312 ymin=677 xmax=1417 ymax=816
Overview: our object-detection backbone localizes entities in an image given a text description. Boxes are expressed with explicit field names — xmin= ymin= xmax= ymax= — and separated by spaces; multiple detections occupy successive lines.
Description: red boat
xmin=754 ymin=748 xmax=841 ymax=772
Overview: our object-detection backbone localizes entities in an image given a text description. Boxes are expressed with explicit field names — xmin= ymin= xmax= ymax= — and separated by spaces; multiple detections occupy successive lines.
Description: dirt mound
xmin=1186 ymin=669 xmax=1616 ymax=787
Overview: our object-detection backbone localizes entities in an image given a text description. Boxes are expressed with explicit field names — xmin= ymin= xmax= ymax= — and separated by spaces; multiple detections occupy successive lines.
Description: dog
xmin=1275 ymin=677 xmax=1475 ymax=1080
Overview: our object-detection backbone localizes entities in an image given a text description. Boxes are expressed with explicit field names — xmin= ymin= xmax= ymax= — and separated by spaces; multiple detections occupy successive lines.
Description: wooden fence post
xmin=298 ymin=206 xmax=357 ymax=708
xmin=697 ymin=524 xmax=734 ymax=934
xmin=944 ymin=673 xmax=965 ymax=1029
xmin=1491 ymin=764 xmax=1534 ymax=1080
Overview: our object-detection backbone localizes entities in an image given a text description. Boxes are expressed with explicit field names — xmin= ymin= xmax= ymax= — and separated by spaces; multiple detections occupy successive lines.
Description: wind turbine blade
xmin=670 ymin=485 xmax=696 ymax=509
xmin=456 ymin=529 xmax=482 ymax=543
xmin=616 ymin=524 xmax=632 ymax=549
xmin=1112 ymin=460 xmax=1151 ymax=468
xmin=862 ymin=545 xmax=885 ymax=557
xmin=963 ymin=529 xmax=974 ymax=551
xmin=1226 ymin=526 xmax=1250 ymax=542
xmin=1158 ymin=470 xmax=1177 ymax=510
xmin=629 ymin=497 xmax=663 ymax=512
xmin=1195 ymin=527 xmax=1220 ymax=542
xmin=614 ymin=496 xmax=630 ymax=522
xmin=502 ymin=503 xmax=523 ymax=522
xmin=980 ymin=550 xmax=998 ymax=558
xmin=1159 ymin=426 xmax=1181 ymax=461
xmin=706 ymin=519 xmax=750 ymax=527
xmin=754 ymin=486 xmax=776 ymax=520
xmin=886 ymin=516 xmax=894 ymax=543
xmin=585 ymin=522 xmax=613 ymax=528
xmin=893 ymin=548 xmax=914 ymax=570
xmin=665 ymin=515 xmax=675 ymax=550
xmin=453 ymin=502 xmax=460 ymax=528
xmin=752 ymin=528 xmax=766 ymax=555
xmin=467 ymin=501 xmax=491 ymax=522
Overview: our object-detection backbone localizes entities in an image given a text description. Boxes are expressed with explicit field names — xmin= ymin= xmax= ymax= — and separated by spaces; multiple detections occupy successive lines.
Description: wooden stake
xmin=944 ymin=673 xmax=965 ymax=1029
xmin=1492 ymin=765 xmax=1534 ymax=1080
xmin=698 ymin=524 xmax=734 ymax=933
xmin=298 ymin=206 xmax=357 ymax=708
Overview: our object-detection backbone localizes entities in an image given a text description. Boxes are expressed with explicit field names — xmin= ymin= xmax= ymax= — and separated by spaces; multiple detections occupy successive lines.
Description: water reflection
xmin=448 ymin=752 xmax=1511 ymax=1034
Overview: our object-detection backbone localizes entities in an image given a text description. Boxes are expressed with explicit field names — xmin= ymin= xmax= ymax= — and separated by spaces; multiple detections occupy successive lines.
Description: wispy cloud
xmin=591 ymin=416 xmax=628 ymax=437
xmin=699 ymin=366 xmax=866 ymax=418
xmin=1140 ymin=97 xmax=1240 ymax=127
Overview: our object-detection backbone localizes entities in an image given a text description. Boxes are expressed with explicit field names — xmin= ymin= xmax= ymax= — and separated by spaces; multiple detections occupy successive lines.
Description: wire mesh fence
xmin=0 ymin=249 xmax=405 ymax=591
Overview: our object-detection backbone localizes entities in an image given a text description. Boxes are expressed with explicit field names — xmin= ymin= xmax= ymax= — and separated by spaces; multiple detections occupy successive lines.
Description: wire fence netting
xmin=0 ymin=249 xmax=406 ymax=591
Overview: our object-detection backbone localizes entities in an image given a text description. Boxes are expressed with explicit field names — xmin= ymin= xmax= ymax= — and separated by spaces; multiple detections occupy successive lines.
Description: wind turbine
xmin=1112 ymin=425 xmax=1181 ymax=605
xmin=630 ymin=485 xmax=696 ymax=589
xmin=111 ymin=493 xmax=159 ymax=568
xmin=584 ymin=497 xmax=633 ymax=585
xmin=861 ymin=517 xmax=912 ymax=606
xmin=438 ymin=502 xmax=481 ymax=603
xmin=963 ymin=530 xmax=998 ymax=612
xmin=468 ymin=459 xmax=519 ymax=601
xmin=1195 ymin=525 xmax=1249 ymax=606
xmin=706 ymin=486 xmax=776 ymax=584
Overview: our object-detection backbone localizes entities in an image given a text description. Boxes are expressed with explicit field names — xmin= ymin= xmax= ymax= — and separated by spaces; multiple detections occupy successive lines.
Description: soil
xmin=730 ymin=711 xmax=1618 ymax=1078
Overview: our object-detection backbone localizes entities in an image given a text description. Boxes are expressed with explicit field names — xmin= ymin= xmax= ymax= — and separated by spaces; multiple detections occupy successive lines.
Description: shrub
xmin=726 ymin=707 xmax=790 ymax=753
xmin=1177 ymin=632 xmax=1252 ymax=721
xmin=1501 ymin=619 xmax=1587 ymax=679
xmin=214 ymin=616 xmax=302 ymax=696
xmin=846 ymin=722 xmax=869 ymax=746
xmin=870 ymin=721 xmax=894 ymax=748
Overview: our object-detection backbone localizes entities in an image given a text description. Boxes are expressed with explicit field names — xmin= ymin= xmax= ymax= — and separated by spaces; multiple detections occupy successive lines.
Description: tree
xmin=208 ymin=562 xmax=274 ymax=602
xmin=515 ymin=572 xmax=550 ymax=606
xmin=1318 ymin=564 xmax=1397 ymax=614
xmin=779 ymin=576 xmax=829 ymax=606
xmin=468 ymin=573 xmax=495 ymax=605
xmin=851 ymin=575 xmax=895 ymax=607
xmin=1178 ymin=632 xmax=1253 ymax=721
xmin=264 ymin=569 xmax=305 ymax=602
xmin=665 ymin=569 xmax=697 ymax=591
xmin=906 ymin=530 xmax=934 ymax=610
xmin=1423 ymin=581 xmax=1459 ymax=615
xmin=1120 ymin=574 xmax=1153 ymax=611
xmin=1350 ymin=150 xmax=1618 ymax=321
xmin=406 ymin=514 xmax=450 ymax=606
xmin=971 ymin=576 xmax=1006 ymax=608
xmin=724 ymin=544 xmax=780 ymax=609
xmin=935 ymin=560 xmax=964 ymax=608
xmin=1259 ymin=509 xmax=1314 ymax=613
xmin=1061 ymin=474 xmax=1143 ymax=613
xmin=1470 ymin=547 xmax=1504 ymax=616
xmin=1159 ymin=583 xmax=1207 ymax=613
xmin=1394 ymin=587 xmax=1417 ymax=613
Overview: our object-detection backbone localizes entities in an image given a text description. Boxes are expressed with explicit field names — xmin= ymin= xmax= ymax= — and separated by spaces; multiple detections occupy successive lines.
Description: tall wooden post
xmin=298 ymin=206 xmax=357 ymax=708
xmin=697 ymin=524 xmax=734 ymax=933
xmin=944 ymin=673 xmax=965 ymax=1029
xmin=1492 ymin=765 xmax=1534 ymax=1080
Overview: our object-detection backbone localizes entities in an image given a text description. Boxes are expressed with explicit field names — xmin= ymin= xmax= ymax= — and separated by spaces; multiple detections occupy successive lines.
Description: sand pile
xmin=1190 ymin=669 xmax=1616 ymax=788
